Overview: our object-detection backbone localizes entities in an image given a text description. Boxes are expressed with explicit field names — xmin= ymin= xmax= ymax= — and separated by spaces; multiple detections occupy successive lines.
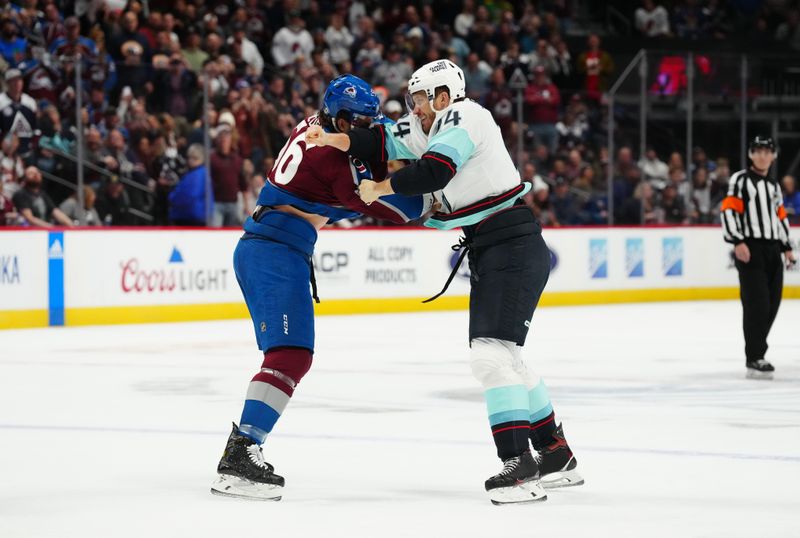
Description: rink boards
xmin=1 ymin=226 xmax=798 ymax=329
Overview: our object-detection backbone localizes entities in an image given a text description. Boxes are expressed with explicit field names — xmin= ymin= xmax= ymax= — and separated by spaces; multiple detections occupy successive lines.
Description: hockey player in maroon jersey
xmin=211 ymin=75 xmax=431 ymax=500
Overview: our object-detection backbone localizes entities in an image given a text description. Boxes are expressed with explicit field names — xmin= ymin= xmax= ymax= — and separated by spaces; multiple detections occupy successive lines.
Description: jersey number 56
xmin=273 ymin=130 xmax=308 ymax=185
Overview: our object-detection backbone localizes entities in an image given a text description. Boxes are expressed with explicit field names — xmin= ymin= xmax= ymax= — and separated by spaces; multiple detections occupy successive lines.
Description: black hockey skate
xmin=210 ymin=423 xmax=284 ymax=501
xmin=536 ymin=423 xmax=584 ymax=489
xmin=485 ymin=450 xmax=547 ymax=505
xmin=746 ymin=359 xmax=775 ymax=380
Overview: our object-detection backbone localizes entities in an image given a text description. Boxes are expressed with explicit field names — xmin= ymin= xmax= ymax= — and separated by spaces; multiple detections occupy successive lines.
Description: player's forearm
xmin=390 ymin=153 xmax=456 ymax=196
xmin=357 ymin=188 xmax=413 ymax=225
xmin=372 ymin=179 xmax=395 ymax=198
xmin=309 ymin=124 xmax=386 ymax=162
xmin=319 ymin=131 xmax=351 ymax=152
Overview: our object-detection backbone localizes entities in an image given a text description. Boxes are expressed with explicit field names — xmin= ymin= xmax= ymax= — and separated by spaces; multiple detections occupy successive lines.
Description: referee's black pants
xmin=734 ymin=240 xmax=784 ymax=363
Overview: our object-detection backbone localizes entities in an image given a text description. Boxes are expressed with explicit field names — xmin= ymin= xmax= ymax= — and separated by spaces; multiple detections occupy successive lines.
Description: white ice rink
xmin=2 ymin=301 xmax=799 ymax=538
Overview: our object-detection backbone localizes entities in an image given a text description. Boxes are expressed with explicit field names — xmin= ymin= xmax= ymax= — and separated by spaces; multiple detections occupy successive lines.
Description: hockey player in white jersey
xmin=307 ymin=59 xmax=583 ymax=504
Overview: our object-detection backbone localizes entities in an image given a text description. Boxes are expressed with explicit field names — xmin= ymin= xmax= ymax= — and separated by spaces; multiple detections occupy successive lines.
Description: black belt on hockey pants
xmin=423 ymin=205 xmax=540 ymax=303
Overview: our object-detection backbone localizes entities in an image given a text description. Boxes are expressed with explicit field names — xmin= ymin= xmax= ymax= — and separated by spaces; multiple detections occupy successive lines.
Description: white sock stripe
xmin=246 ymin=381 xmax=291 ymax=414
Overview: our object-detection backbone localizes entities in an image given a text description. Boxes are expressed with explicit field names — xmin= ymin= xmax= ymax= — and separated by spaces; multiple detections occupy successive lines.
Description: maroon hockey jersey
xmin=257 ymin=115 xmax=424 ymax=224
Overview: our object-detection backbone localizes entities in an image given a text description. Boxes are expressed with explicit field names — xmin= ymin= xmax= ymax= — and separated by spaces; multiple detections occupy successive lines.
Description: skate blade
xmin=488 ymin=480 xmax=547 ymax=505
xmin=746 ymin=369 xmax=774 ymax=380
xmin=541 ymin=468 xmax=585 ymax=489
xmin=210 ymin=474 xmax=283 ymax=501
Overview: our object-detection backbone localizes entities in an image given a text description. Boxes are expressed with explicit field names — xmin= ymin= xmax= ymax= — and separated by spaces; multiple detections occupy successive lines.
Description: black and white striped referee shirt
xmin=721 ymin=168 xmax=792 ymax=250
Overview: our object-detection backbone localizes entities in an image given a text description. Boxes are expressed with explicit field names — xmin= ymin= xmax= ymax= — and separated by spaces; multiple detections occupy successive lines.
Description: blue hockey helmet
xmin=322 ymin=75 xmax=381 ymax=131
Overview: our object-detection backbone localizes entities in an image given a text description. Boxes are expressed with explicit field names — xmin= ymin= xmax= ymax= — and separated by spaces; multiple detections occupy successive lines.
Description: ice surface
xmin=1 ymin=301 xmax=799 ymax=538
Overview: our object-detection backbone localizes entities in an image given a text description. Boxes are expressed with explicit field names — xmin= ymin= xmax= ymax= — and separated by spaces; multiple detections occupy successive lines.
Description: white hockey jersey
xmin=382 ymin=99 xmax=528 ymax=229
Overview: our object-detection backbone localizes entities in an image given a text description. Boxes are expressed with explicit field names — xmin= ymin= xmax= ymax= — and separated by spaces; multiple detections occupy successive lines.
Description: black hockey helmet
xmin=748 ymin=135 xmax=777 ymax=155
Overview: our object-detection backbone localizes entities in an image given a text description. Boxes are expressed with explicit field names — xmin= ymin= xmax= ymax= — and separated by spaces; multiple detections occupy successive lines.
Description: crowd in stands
xmin=1 ymin=0 xmax=800 ymax=228
xmin=633 ymin=0 xmax=800 ymax=48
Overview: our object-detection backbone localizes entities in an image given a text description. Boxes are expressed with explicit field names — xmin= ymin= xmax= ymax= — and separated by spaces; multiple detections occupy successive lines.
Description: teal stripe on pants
xmin=529 ymin=381 xmax=552 ymax=421
xmin=485 ymin=384 xmax=529 ymax=419
xmin=488 ymin=408 xmax=531 ymax=427
xmin=530 ymin=403 xmax=554 ymax=423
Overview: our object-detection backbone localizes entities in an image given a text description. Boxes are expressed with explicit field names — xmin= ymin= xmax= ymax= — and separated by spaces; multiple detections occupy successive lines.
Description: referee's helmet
xmin=748 ymin=135 xmax=777 ymax=157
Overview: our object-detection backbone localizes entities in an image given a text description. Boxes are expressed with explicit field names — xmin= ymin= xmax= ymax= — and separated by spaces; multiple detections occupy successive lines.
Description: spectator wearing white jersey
xmin=228 ymin=23 xmax=263 ymax=76
xmin=325 ymin=14 xmax=354 ymax=66
xmin=639 ymin=147 xmax=669 ymax=189
xmin=635 ymin=0 xmax=671 ymax=37
xmin=0 ymin=68 xmax=37 ymax=154
xmin=271 ymin=11 xmax=314 ymax=68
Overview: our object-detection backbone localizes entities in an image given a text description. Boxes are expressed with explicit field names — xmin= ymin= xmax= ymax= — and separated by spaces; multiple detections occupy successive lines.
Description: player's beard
xmin=420 ymin=113 xmax=434 ymax=135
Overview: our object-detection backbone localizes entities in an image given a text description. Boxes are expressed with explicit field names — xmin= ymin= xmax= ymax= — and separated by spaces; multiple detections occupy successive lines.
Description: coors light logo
xmin=120 ymin=247 xmax=229 ymax=293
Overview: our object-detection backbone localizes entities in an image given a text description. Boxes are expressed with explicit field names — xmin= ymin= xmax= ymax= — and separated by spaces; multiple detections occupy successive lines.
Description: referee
xmin=721 ymin=136 xmax=796 ymax=379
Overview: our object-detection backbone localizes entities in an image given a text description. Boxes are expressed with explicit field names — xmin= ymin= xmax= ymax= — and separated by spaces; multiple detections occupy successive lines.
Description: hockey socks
xmin=239 ymin=348 xmax=312 ymax=444
xmin=485 ymin=384 xmax=531 ymax=460
xmin=528 ymin=380 xmax=557 ymax=451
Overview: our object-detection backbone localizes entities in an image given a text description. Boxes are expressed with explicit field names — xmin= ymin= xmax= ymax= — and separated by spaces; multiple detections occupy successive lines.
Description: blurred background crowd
xmin=1 ymin=0 xmax=800 ymax=228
